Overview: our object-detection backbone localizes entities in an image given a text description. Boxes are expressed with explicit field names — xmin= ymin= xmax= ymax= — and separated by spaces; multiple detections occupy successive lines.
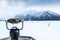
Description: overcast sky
xmin=0 ymin=0 xmax=60 ymax=19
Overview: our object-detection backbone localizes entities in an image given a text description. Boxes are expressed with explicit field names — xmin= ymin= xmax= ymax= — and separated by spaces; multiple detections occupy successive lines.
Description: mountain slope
xmin=15 ymin=11 xmax=60 ymax=21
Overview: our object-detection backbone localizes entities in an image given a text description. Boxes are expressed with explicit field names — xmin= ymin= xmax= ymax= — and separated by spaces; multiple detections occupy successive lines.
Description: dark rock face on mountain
xmin=15 ymin=11 xmax=60 ymax=21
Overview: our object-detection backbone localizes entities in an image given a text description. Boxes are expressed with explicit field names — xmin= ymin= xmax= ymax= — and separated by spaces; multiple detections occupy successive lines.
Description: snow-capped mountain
xmin=39 ymin=11 xmax=60 ymax=20
xmin=15 ymin=11 xmax=60 ymax=21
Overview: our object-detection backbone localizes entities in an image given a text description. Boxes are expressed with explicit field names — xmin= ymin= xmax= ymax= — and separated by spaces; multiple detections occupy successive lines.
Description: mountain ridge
xmin=15 ymin=11 xmax=60 ymax=21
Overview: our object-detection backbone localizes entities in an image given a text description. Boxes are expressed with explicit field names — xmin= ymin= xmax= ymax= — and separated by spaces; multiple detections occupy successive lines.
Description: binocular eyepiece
xmin=7 ymin=18 xmax=21 ymax=24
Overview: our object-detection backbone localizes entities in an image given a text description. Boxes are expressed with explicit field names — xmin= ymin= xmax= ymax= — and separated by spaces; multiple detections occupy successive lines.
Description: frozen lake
xmin=0 ymin=21 xmax=60 ymax=40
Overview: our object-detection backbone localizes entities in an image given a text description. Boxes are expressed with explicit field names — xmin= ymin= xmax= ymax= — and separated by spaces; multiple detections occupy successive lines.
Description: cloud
xmin=0 ymin=0 xmax=60 ymax=20
xmin=7 ymin=0 xmax=60 ymax=6
xmin=0 ymin=0 xmax=27 ymax=19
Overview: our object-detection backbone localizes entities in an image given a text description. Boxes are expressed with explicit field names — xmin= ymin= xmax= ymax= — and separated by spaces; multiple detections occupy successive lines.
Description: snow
xmin=15 ymin=11 xmax=60 ymax=20
xmin=0 ymin=21 xmax=60 ymax=40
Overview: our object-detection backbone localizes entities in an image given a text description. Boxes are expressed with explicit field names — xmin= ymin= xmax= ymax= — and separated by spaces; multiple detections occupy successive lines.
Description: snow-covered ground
xmin=0 ymin=21 xmax=60 ymax=40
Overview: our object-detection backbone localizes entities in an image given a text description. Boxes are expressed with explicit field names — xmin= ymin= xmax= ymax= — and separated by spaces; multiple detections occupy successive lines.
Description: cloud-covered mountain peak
xmin=15 ymin=10 xmax=60 ymax=21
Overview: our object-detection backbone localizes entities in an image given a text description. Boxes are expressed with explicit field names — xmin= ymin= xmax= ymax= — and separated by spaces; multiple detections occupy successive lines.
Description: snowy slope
xmin=15 ymin=11 xmax=60 ymax=21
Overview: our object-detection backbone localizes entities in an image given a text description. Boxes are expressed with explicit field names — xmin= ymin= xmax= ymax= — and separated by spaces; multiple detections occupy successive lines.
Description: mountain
xmin=15 ymin=11 xmax=60 ymax=21
xmin=38 ymin=11 xmax=60 ymax=20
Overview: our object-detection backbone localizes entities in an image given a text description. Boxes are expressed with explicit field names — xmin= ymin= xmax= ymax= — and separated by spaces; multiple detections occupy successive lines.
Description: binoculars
xmin=0 ymin=18 xmax=35 ymax=40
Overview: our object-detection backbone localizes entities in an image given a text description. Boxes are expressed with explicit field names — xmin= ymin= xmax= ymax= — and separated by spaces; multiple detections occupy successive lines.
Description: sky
xmin=0 ymin=0 xmax=60 ymax=19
